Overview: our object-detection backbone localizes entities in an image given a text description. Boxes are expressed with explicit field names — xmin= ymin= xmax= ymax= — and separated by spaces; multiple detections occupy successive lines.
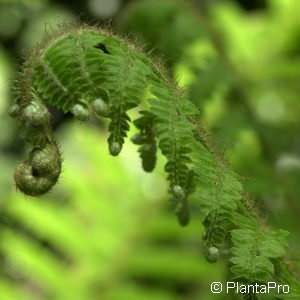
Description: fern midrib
xmin=74 ymin=31 xmax=101 ymax=99
xmin=150 ymin=79 xmax=192 ymax=187
xmin=169 ymin=111 xmax=183 ymax=186
xmin=109 ymin=48 xmax=135 ymax=143
xmin=39 ymin=59 xmax=72 ymax=100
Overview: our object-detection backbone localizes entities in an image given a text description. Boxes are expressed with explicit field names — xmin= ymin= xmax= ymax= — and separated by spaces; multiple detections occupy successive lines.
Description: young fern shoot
xmin=9 ymin=24 xmax=299 ymax=297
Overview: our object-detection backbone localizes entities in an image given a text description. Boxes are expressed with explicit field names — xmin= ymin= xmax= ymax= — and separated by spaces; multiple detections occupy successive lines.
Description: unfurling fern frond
xmin=9 ymin=24 xmax=298 ymax=295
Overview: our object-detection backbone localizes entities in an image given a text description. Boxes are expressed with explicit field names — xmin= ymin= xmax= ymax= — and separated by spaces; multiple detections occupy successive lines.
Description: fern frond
xmin=231 ymin=226 xmax=288 ymax=282
xmin=9 ymin=24 xmax=297 ymax=289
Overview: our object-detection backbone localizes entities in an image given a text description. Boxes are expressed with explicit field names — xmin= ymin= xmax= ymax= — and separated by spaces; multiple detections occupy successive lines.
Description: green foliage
xmin=8 ymin=15 xmax=300 ymax=299
xmin=231 ymin=228 xmax=288 ymax=282
xmin=131 ymin=110 xmax=157 ymax=172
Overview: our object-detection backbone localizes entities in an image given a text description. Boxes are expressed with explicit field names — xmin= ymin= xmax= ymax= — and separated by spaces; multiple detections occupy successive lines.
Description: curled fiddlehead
xmin=14 ymin=142 xmax=61 ymax=196
xmin=10 ymin=88 xmax=62 ymax=196
xmin=11 ymin=25 xmax=195 ymax=203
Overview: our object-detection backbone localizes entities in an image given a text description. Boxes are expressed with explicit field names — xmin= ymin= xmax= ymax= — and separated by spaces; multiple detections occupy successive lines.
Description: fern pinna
xmin=9 ymin=25 xmax=299 ymax=298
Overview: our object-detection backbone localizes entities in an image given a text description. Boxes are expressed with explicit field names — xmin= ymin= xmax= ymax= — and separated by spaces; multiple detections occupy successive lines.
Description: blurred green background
xmin=0 ymin=0 xmax=300 ymax=299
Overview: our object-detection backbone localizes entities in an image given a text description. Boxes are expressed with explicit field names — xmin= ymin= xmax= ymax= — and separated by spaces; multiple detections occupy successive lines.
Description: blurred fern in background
xmin=0 ymin=123 xmax=223 ymax=300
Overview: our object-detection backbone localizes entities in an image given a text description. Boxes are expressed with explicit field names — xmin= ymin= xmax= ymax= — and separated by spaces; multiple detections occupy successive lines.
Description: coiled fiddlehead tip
xmin=14 ymin=162 xmax=54 ymax=196
xmin=29 ymin=144 xmax=62 ymax=175
xmin=173 ymin=185 xmax=185 ymax=199
xmin=109 ymin=142 xmax=122 ymax=156
xmin=205 ymin=246 xmax=219 ymax=263
xmin=14 ymin=143 xmax=62 ymax=197
xmin=171 ymin=186 xmax=189 ymax=226
xmin=9 ymin=103 xmax=21 ymax=118
xmin=92 ymin=98 xmax=110 ymax=117
xmin=21 ymin=102 xmax=50 ymax=126
xmin=71 ymin=103 xmax=90 ymax=121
